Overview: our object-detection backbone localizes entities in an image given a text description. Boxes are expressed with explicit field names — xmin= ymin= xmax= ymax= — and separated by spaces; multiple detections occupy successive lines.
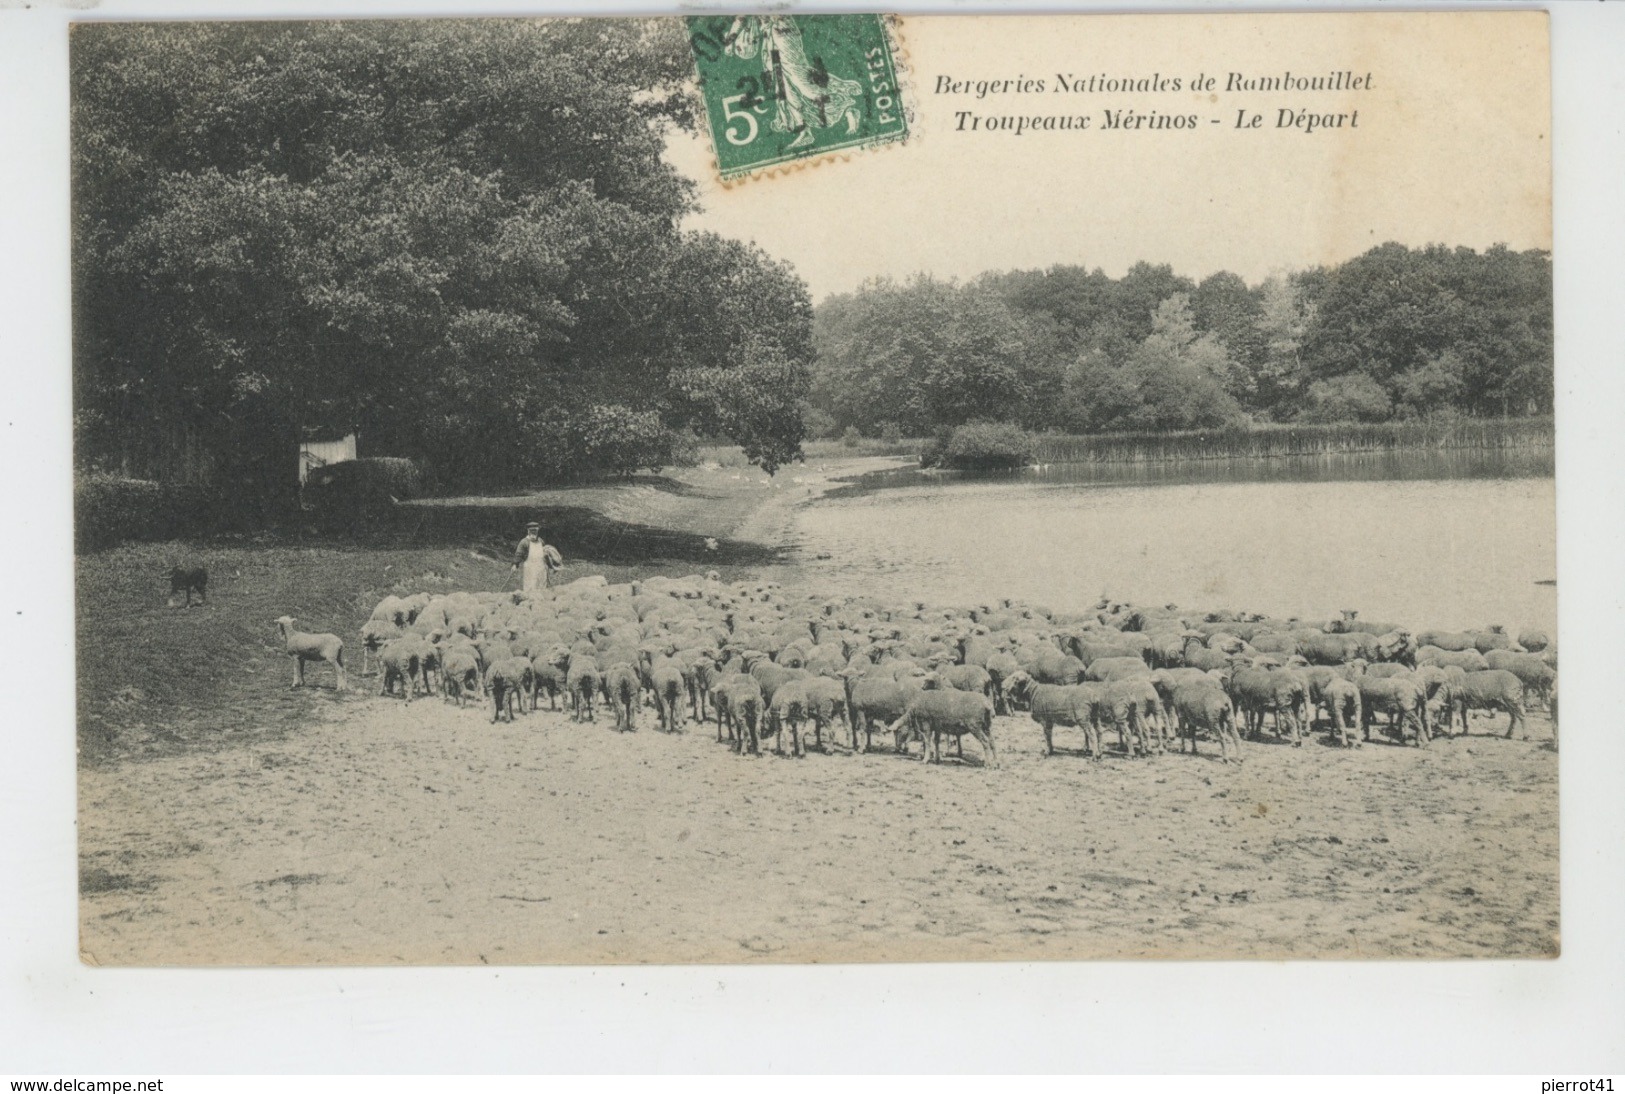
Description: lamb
xmin=601 ymin=662 xmax=641 ymax=733
xmin=274 ymin=616 xmax=346 ymax=691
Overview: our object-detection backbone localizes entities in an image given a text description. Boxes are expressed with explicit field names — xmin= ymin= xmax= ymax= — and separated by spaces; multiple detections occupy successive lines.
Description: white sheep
xmin=274 ymin=616 xmax=346 ymax=691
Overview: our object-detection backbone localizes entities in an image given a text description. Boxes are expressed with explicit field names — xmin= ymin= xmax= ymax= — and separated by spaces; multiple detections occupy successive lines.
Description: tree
xmin=1247 ymin=273 xmax=1316 ymax=418
xmin=73 ymin=19 xmax=813 ymax=503
xmin=810 ymin=276 xmax=1062 ymax=436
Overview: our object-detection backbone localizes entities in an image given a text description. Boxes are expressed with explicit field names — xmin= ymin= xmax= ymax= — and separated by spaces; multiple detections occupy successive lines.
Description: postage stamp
xmin=686 ymin=14 xmax=909 ymax=181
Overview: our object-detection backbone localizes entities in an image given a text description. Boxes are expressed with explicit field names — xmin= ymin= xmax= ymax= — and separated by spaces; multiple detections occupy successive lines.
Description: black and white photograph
xmin=67 ymin=10 xmax=1561 ymax=969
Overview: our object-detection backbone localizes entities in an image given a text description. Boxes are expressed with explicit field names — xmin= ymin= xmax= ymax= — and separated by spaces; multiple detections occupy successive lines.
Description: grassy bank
xmin=76 ymin=457 xmax=901 ymax=766
xmin=1033 ymin=417 xmax=1553 ymax=464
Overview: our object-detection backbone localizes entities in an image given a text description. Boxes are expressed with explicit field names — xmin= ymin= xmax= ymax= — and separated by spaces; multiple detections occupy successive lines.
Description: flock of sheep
xmin=275 ymin=572 xmax=1558 ymax=767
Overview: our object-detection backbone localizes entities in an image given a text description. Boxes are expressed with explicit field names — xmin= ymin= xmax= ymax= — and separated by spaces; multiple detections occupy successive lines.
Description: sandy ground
xmin=79 ymin=692 xmax=1558 ymax=965
xmin=77 ymin=455 xmax=1559 ymax=965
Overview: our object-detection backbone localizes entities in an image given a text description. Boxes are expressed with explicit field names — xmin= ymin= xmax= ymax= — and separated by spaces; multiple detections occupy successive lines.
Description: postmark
xmin=687 ymin=14 xmax=909 ymax=182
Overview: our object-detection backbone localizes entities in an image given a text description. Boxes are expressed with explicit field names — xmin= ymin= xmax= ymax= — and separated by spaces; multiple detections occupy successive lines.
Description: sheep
xmin=646 ymin=657 xmax=687 ymax=734
xmin=983 ymin=651 xmax=1021 ymax=713
xmin=489 ymin=657 xmax=535 ymax=724
xmin=1483 ymin=650 xmax=1557 ymax=706
xmin=1147 ymin=667 xmax=1215 ymax=737
xmin=601 ymin=662 xmax=640 ymax=732
xmin=1416 ymin=646 xmax=1489 ymax=673
xmin=1171 ymin=682 xmax=1242 ymax=763
xmin=1009 ymin=674 xmax=1104 ymax=759
xmin=844 ymin=672 xmax=921 ymax=753
xmin=379 ymin=635 xmax=428 ymax=701
xmin=1358 ymin=676 xmax=1430 ymax=746
xmin=439 ymin=647 xmax=481 ymax=707
xmin=769 ymin=679 xmax=814 ymax=757
xmin=1414 ymin=630 xmax=1478 ymax=653
xmin=566 ymin=656 xmax=601 ymax=723
xmin=1315 ymin=677 xmax=1362 ymax=748
xmin=369 ymin=595 xmax=412 ymax=628
xmin=1453 ymin=669 xmax=1528 ymax=738
xmin=892 ymin=687 xmax=997 ymax=767
xmin=530 ymin=656 xmax=567 ymax=712
xmin=717 ymin=675 xmax=765 ymax=755
xmin=358 ymin=619 xmax=402 ymax=677
xmin=800 ymin=676 xmax=850 ymax=752
xmin=1100 ymin=677 xmax=1166 ymax=757
xmin=1084 ymin=655 xmax=1151 ymax=683
xmin=1228 ymin=666 xmax=1307 ymax=745
xmin=274 ymin=616 xmax=346 ymax=691
xmin=1516 ymin=628 xmax=1549 ymax=654
xmin=938 ymin=662 xmax=994 ymax=702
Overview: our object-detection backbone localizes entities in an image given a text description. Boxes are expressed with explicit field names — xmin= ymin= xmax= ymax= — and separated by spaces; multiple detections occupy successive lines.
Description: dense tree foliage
xmin=73 ymin=20 xmax=813 ymax=506
xmin=810 ymin=243 xmax=1551 ymax=438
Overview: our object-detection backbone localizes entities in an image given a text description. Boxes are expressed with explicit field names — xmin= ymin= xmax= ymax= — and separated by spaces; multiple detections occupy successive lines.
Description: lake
xmin=786 ymin=449 xmax=1557 ymax=633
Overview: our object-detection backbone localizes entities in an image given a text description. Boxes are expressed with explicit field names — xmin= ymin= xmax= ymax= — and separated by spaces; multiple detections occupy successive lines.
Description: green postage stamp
xmin=687 ymin=14 xmax=909 ymax=182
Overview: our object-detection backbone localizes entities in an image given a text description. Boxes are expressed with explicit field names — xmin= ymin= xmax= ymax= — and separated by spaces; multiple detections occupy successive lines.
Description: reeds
xmin=1033 ymin=417 xmax=1554 ymax=465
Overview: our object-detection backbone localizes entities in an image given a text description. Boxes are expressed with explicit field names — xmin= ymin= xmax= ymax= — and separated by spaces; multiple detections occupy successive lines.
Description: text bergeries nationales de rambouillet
xmin=935 ymin=71 xmax=1375 ymax=97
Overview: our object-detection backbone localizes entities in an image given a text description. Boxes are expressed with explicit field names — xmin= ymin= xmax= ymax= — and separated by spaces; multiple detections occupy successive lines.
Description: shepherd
xmin=511 ymin=521 xmax=563 ymax=593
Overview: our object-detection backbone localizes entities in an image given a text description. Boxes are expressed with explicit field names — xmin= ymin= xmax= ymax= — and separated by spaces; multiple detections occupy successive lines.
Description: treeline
xmin=808 ymin=243 xmax=1552 ymax=438
xmin=72 ymin=20 xmax=813 ymax=513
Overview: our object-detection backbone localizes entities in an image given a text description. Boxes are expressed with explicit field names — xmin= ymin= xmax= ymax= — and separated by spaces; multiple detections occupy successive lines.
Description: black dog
xmin=168 ymin=566 xmax=208 ymax=608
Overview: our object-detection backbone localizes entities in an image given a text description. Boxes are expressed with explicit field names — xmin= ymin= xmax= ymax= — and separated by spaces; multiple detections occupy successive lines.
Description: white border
xmin=2 ymin=0 xmax=1621 ymax=1075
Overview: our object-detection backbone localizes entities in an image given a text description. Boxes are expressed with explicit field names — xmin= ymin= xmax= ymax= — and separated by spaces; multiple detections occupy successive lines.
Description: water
xmin=788 ymin=450 xmax=1557 ymax=633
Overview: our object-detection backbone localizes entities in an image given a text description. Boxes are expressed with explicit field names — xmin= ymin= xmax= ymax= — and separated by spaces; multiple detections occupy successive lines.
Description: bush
xmin=841 ymin=425 xmax=863 ymax=448
xmin=801 ymin=406 xmax=841 ymax=441
xmin=74 ymin=473 xmax=221 ymax=551
xmin=933 ymin=421 xmax=1036 ymax=471
xmin=878 ymin=420 xmax=904 ymax=445
xmin=302 ymin=457 xmax=424 ymax=534
xmin=517 ymin=405 xmax=677 ymax=482
xmin=1299 ymin=373 xmax=1393 ymax=423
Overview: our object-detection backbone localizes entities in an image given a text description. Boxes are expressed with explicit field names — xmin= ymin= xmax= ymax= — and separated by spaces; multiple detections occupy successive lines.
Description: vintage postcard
xmin=73 ymin=11 xmax=1554 ymax=965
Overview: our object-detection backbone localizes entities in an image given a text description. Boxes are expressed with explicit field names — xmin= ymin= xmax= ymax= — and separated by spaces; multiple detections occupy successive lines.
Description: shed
xmin=299 ymin=432 xmax=358 ymax=486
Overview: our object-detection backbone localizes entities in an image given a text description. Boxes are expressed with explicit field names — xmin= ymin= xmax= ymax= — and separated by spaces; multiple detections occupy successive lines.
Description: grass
xmin=76 ymin=543 xmax=768 ymax=769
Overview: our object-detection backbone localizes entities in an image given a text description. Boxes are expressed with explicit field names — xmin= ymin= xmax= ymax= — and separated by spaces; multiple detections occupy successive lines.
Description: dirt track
xmin=79 ymin=688 xmax=1558 ymax=965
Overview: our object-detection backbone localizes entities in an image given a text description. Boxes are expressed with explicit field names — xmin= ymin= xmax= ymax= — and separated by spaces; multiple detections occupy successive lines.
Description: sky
xmin=665 ymin=12 xmax=1551 ymax=302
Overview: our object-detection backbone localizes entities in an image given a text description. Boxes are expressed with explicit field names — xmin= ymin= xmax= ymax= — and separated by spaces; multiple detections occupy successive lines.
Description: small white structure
xmin=298 ymin=433 xmax=358 ymax=485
